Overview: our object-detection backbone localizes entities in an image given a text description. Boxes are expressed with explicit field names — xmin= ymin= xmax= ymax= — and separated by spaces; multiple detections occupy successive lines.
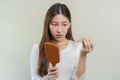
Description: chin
xmin=55 ymin=38 xmax=64 ymax=42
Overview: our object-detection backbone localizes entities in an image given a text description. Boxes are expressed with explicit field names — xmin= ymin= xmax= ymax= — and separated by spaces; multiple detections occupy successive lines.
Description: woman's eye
xmin=52 ymin=23 xmax=58 ymax=26
xmin=63 ymin=24 xmax=67 ymax=26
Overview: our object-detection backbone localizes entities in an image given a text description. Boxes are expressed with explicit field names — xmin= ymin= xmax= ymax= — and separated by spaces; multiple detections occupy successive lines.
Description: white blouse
xmin=30 ymin=40 xmax=86 ymax=80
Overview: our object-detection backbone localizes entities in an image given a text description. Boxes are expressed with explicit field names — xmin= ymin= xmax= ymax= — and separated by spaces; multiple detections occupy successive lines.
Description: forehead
xmin=51 ymin=14 xmax=69 ymax=23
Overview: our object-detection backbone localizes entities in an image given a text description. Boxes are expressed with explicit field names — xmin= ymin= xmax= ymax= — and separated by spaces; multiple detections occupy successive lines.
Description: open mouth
xmin=56 ymin=34 xmax=62 ymax=38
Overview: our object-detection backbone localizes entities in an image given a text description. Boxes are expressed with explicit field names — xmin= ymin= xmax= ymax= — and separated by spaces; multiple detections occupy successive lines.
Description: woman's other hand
xmin=81 ymin=37 xmax=94 ymax=55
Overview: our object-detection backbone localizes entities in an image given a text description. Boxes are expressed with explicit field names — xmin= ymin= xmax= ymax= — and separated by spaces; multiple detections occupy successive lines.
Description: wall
xmin=0 ymin=0 xmax=120 ymax=80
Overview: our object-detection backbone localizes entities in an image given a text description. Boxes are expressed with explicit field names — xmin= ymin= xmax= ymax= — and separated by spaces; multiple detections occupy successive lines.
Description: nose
xmin=57 ymin=26 xmax=62 ymax=33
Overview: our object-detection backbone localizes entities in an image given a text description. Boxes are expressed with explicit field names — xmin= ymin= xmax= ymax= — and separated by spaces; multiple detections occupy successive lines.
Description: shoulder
xmin=32 ymin=44 xmax=39 ymax=51
xmin=30 ymin=43 xmax=39 ymax=60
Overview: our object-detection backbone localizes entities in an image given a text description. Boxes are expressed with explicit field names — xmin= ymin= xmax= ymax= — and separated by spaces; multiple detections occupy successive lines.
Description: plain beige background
xmin=0 ymin=0 xmax=120 ymax=80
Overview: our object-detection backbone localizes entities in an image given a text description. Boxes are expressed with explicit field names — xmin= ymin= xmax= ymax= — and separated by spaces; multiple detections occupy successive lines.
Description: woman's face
xmin=49 ymin=14 xmax=71 ymax=42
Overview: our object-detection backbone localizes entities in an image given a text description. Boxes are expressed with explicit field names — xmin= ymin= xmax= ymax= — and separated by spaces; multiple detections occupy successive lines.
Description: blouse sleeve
xmin=71 ymin=41 xmax=86 ymax=80
xmin=30 ymin=44 xmax=49 ymax=80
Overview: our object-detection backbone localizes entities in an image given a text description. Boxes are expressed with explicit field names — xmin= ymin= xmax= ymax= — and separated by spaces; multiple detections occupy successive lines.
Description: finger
xmin=48 ymin=67 xmax=56 ymax=72
xmin=86 ymin=38 xmax=91 ymax=52
xmin=91 ymin=40 xmax=94 ymax=51
xmin=82 ymin=39 xmax=85 ymax=48
xmin=52 ymin=73 xmax=59 ymax=78
xmin=48 ymin=71 xmax=59 ymax=80
xmin=48 ymin=70 xmax=58 ymax=75
xmin=48 ymin=67 xmax=58 ymax=75
xmin=49 ymin=63 xmax=52 ymax=67
xmin=88 ymin=39 xmax=94 ymax=51
xmin=49 ymin=74 xmax=57 ymax=78
xmin=83 ymin=38 xmax=89 ymax=51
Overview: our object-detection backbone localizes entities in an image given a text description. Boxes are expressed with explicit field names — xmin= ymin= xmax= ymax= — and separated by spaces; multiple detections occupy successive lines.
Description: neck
xmin=51 ymin=38 xmax=68 ymax=46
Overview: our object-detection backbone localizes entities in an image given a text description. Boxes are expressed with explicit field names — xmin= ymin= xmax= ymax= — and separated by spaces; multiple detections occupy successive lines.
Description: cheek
xmin=49 ymin=26 xmax=53 ymax=32
xmin=49 ymin=26 xmax=56 ymax=35
xmin=64 ymin=26 xmax=70 ymax=33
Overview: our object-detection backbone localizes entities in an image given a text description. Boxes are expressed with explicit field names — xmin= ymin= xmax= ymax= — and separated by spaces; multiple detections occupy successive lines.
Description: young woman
xmin=30 ymin=3 xmax=94 ymax=80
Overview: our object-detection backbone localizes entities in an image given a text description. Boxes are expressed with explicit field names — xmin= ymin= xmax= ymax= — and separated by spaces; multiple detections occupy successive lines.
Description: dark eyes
xmin=51 ymin=23 xmax=58 ymax=26
xmin=51 ymin=23 xmax=67 ymax=26
xmin=63 ymin=24 xmax=67 ymax=26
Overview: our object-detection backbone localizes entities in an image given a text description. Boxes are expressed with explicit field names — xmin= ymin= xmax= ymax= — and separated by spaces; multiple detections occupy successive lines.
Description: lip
xmin=56 ymin=34 xmax=62 ymax=38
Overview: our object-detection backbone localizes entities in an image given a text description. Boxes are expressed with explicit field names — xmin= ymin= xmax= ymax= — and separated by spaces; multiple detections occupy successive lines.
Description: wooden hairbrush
xmin=44 ymin=42 xmax=60 ymax=67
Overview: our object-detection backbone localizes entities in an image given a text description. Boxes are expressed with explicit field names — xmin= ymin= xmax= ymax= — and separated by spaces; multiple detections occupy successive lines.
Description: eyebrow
xmin=51 ymin=21 xmax=68 ymax=23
